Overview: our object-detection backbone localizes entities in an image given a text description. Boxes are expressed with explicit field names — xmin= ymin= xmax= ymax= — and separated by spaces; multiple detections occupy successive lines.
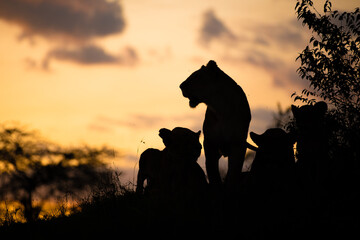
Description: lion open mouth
xmin=189 ymin=97 xmax=200 ymax=108
xmin=180 ymin=87 xmax=200 ymax=108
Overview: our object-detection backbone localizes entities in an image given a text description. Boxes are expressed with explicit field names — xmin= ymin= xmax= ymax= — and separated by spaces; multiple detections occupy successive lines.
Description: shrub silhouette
xmin=0 ymin=124 xmax=116 ymax=223
xmin=293 ymin=2 xmax=360 ymax=236
xmin=294 ymin=1 xmax=360 ymax=217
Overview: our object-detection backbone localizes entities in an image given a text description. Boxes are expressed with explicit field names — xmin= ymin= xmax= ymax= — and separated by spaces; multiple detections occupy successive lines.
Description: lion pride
xmin=180 ymin=60 xmax=251 ymax=192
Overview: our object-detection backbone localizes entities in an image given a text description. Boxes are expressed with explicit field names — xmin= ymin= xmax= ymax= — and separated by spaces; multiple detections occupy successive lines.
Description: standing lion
xmin=180 ymin=60 xmax=251 ymax=193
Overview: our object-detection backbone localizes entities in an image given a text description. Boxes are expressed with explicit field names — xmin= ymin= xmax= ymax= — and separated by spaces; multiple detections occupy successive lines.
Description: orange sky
xmin=0 ymin=0 xmax=358 ymax=182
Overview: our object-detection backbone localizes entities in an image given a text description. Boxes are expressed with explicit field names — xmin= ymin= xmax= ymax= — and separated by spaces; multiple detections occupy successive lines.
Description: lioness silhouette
xmin=136 ymin=127 xmax=205 ymax=196
xmin=180 ymin=60 xmax=251 ymax=192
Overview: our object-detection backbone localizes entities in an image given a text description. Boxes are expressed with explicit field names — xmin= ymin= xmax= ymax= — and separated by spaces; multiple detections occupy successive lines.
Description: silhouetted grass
xmin=0 ymin=171 xmax=211 ymax=239
xmin=1 ymin=168 xmax=359 ymax=240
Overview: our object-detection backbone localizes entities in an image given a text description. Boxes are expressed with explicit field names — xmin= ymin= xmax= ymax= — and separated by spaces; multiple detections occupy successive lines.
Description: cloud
xmin=220 ymin=49 xmax=308 ymax=90
xmin=220 ymin=49 xmax=302 ymax=87
xmin=198 ymin=9 xmax=307 ymax=51
xmin=0 ymin=0 xmax=125 ymax=42
xmin=0 ymin=0 xmax=138 ymax=69
xmin=196 ymin=9 xmax=310 ymax=90
xmin=242 ymin=50 xmax=307 ymax=89
xmin=42 ymin=45 xmax=138 ymax=69
xmin=88 ymin=112 xmax=204 ymax=133
xmin=46 ymin=45 xmax=118 ymax=65
xmin=199 ymin=9 xmax=238 ymax=46
xmin=251 ymin=19 xmax=308 ymax=50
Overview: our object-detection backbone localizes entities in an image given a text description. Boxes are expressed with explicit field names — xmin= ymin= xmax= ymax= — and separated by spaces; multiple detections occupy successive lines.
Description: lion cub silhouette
xmin=249 ymin=128 xmax=296 ymax=234
xmin=291 ymin=101 xmax=330 ymax=189
xmin=180 ymin=60 xmax=251 ymax=192
xmin=250 ymin=128 xmax=295 ymax=190
xmin=136 ymin=127 xmax=206 ymax=196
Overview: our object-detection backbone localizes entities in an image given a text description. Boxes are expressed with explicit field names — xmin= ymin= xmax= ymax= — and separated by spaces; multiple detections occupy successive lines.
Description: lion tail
xmin=246 ymin=142 xmax=258 ymax=151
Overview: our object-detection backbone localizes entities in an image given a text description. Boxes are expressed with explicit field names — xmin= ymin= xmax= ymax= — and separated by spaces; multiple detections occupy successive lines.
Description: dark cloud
xmin=0 ymin=0 xmax=137 ymax=69
xmin=221 ymin=48 xmax=307 ymax=90
xmin=199 ymin=9 xmax=237 ymax=46
xmin=242 ymin=50 xmax=307 ymax=89
xmin=251 ymin=19 xmax=308 ymax=50
xmin=46 ymin=45 xmax=118 ymax=64
xmin=196 ymin=9 xmax=309 ymax=90
xmin=0 ymin=0 xmax=125 ymax=41
xmin=42 ymin=45 xmax=138 ymax=69
xmin=244 ymin=50 xmax=281 ymax=70
xmin=198 ymin=9 xmax=307 ymax=51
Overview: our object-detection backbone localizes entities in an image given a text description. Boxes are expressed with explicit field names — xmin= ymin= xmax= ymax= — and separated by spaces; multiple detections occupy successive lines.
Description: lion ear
xmin=159 ymin=128 xmax=172 ymax=147
xmin=291 ymin=105 xmax=299 ymax=118
xmin=314 ymin=101 xmax=327 ymax=115
xmin=196 ymin=130 xmax=201 ymax=138
xmin=250 ymin=132 xmax=262 ymax=146
xmin=206 ymin=60 xmax=217 ymax=69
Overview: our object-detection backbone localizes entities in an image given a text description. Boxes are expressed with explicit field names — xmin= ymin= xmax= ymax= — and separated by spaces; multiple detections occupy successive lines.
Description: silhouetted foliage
xmin=294 ymin=0 xmax=360 ymax=180
xmin=295 ymin=0 xmax=360 ymax=108
xmin=295 ymin=0 xmax=360 ymax=138
xmin=289 ymin=2 xmax=360 ymax=233
xmin=272 ymin=103 xmax=293 ymax=129
xmin=0 ymin=124 xmax=116 ymax=222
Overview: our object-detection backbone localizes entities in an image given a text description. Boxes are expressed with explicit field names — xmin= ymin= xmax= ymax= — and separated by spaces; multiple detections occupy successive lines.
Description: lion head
xmin=159 ymin=127 xmax=202 ymax=161
xmin=180 ymin=60 xmax=236 ymax=108
xmin=291 ymin=101 xmax=328 ymax=134
xmin=250 ymin=128 xmax=295 ymax=169
xmin=250 ymin=128 xmax=294 ymax=153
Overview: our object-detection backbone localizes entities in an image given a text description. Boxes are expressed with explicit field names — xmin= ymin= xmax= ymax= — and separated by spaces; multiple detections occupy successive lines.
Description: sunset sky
xmin=0 ymin=0 xmax=358 ymax=181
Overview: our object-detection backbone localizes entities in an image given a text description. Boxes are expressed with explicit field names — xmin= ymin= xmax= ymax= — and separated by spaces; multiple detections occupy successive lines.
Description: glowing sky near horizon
xmin=0 ymin=0 xmax=358 ymax=181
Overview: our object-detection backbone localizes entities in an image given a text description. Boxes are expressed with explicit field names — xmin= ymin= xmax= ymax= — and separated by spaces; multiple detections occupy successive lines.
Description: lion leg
xmin=204 ymin=140 xmax=222 ymax=187
xmin=204 ymin=139 xmax=226 ymax=231
xmin=223 ymin=142 xmax=247 ymax=230
xmin=225 ymin=142 xmax=247 ymax=194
